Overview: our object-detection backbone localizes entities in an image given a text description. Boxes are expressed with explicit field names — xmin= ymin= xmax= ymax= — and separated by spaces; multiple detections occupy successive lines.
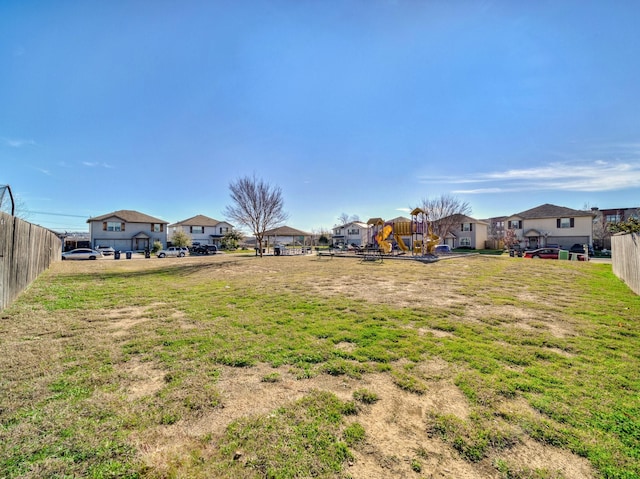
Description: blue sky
xmin=2 ymin=1 xmax=639 ymax=233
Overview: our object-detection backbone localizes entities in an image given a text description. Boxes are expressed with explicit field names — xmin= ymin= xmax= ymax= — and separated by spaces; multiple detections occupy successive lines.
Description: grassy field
xmin=0 ymin=253 xmax=638 ymax=478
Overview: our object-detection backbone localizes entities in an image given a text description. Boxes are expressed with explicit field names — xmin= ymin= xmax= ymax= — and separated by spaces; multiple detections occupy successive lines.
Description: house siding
xmin=89 ymin=213 xmax=168 ymax=251
xmin=332 ymin=222 xmax=370 ymax=247
xmin=508 ymin=216 xmax=592 ymax=249
xmin=170 ymin=223 xmax=232 ymax=246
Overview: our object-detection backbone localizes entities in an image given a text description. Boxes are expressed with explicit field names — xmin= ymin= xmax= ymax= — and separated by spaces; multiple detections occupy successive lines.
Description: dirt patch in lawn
xmin=47 ymin=255 xmax=595 ymax=479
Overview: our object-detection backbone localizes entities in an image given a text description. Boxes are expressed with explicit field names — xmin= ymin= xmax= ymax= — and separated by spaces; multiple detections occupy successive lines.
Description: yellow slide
xmin=395 ymin=234 xmax=409 ymax=252
xmin=426 ymin=230 xmax=440 ymax=253
xmin=376 ymin=225 xmax=393 ymax=254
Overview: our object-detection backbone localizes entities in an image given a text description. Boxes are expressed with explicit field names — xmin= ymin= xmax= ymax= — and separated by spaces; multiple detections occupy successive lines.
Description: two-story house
xmin=506 ymin=204 xmax=594 ymax=249
xmin=87 ymin=210 xmax=168 ymax=252
xmin=332 ymin=221 xmax=370 ymax=248
xmin=168 ymin=215 xmax=234 ymax=248
xmin=439 ymin=215 xmax=489 ymax=249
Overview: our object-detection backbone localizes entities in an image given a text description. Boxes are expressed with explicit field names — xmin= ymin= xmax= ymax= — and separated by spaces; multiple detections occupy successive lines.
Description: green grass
xmin=0 ymin=255 xmax=638 ymax=478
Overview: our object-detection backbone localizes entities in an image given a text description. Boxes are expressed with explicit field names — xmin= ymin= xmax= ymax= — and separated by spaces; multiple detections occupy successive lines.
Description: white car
xmin=156 ymin=247 xmax=186 ymax=258
xmin=96 ymin=245 xmax=115 ymax=256
xmin=62 ymin=248 xmax=104 ymax=260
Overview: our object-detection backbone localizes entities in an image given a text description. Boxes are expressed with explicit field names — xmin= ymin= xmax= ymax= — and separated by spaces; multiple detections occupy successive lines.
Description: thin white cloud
xmin=3 ymin=138 xmax=35 ymax=148
xmin=82 ymin=161 xmax=114 ymax=168
xmin=422 ymin=160 xmax=640 ymax=194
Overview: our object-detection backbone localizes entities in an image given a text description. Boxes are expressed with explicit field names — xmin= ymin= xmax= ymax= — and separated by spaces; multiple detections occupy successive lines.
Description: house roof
xmin=455 ymin=214 xmax=489 ymax=225
xmin=436 ymin=214 xmax=489 ymax=225
xmin=87 ymin=209 xmax=167 ymax=224
xmin=169 ymin=214 xmax=228 ymax=228
xmin=387 ymin=216 xmax=412 ymax=224
xmin=335 ymin=221 xmax=369 ymax=229
xmin=263 ymin=225 xmax=312 ymax=236
xmin=511 ymin=203 xmax=593 ymax=219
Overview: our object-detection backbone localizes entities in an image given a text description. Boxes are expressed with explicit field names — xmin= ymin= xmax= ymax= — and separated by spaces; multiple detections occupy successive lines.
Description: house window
xmin=107 ymin=221 xmax=122 ymax=232
xmin=557 ymin=218 xmax=574 ymax=228
xmin=460 ymin=237 xmax=471 ymax=247
xmin=191 ymin=226 xmax=204 ymax=234
xmin=605 ymin=214 xmax=621 ymax=223
xmin=151 ymin=223 xmax=164 ymax=233
xmin=220 ymin=227 xmax=229 ymax=234
xmin=462 ymin=223 xmax=472 ymax=232
xmin=508 ymin=220 xmax=521 ymax=229
xmin=348 ymin=228 xmax=359 ymax=235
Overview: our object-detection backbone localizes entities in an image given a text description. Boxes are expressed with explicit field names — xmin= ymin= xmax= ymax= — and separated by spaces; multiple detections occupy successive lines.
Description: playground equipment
xmin=375 ymin=225 xmax=393 ymax=253
xmin=367 ymin=212 xmax=439 ymax=256
xmin=411 ymin=208 xmax=439 ymax=254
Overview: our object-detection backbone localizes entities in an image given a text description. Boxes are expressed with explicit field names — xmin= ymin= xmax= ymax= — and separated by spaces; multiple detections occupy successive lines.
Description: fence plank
xmin=612 ymin=232 xmax=640 ymax=295
xmin=0 ymin=211 xmax=62 ymax=310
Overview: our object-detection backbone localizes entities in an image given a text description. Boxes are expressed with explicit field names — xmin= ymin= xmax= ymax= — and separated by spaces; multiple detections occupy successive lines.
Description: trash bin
xmin=114 ymin=251 xmax=121 ymax=260
xmin=559 ymin=249 xmax=569 ymax=260
xmin=274 ymin=246 xmax=281 ymax=256
xmin=125 ymin=251 xmax=132 ymax=259
xmin=509 ymin=249 xmax=514 ymax=257
xmin=145 ymin=249 xmax=150 ymax=259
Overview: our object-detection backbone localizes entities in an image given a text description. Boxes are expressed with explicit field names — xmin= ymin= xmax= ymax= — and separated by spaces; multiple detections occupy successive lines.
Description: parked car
xmin=192 ymin=244 xmax=217 ymax=254
xmin=569 ymin=243 xmax=594 ymax=256
xmin=523 ymin=248 xmax=559 ymax=259
xmin=157 ymin=246 xmax=186 ymax=258
xmin=96 ymin=245 xmax=115 ymax=256
xmin=62 ymin=248 xmax=104 ymax=260
xmin=434 ymin=244 xmax=452 ymax=254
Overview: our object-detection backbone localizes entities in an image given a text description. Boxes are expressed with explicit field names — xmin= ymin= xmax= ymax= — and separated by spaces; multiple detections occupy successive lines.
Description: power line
xmin=28 ymin=210 xmax=88 ymax=218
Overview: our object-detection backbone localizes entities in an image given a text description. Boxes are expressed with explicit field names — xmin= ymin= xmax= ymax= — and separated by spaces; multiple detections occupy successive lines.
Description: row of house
xmin=73 ymin=203 xmax=638 ymax=253
xmin=84 ymin=210 xmax=234 ymax=252
xmin=331 ymin=204 xmax=639 ymax=251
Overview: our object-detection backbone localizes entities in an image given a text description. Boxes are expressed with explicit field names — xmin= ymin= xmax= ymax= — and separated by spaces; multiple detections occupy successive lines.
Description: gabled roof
xmin=455 ymin=214 xmax=489 ymax=225
xmin=387 ymin=216 xmax=412 ymax=224
xmin=169 ymin=214 xmax=228 ymax=228
xmin=436 ymin=214 xmax=488 ymax=225
xmin=263 ymin=225 xmax=312 ymax=236
xmin=87 ymin=209 xmax=167 ymax=224
xmin=335 ymin=221 xmax=369 ymax=229
xmin=511 ymin=203 xmax=593 ymax=219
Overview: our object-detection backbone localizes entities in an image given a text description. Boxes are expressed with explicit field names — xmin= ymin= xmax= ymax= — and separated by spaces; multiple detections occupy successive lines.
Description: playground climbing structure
xmin=366 ymin=210 xmax=439 ymax=256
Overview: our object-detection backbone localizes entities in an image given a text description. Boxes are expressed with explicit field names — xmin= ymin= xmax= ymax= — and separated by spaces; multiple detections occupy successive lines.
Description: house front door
xmin=135 ymin=238 xmax=150 ymax=251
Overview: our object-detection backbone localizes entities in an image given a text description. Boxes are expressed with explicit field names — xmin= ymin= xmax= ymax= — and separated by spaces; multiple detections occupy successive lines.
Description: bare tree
xmin=337 ymin=213 xmax=360 ymax=226
xmin=0 ymin=185 xmax=30 ymax=219
xmin=415 ymin=194 xmax=472 ymax=241
xmin=224 ymin=175 xmax=288 ymax=257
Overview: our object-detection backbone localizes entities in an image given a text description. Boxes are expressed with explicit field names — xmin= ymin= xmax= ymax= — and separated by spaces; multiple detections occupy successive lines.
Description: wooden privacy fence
xmin=612 ymin=232 xmax=640 ymax=295
xmin=0 ymin=211 xmax=62 ymax=310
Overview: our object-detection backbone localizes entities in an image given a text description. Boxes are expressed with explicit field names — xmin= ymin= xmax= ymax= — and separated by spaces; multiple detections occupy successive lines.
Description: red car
xmin=523 ymin=248 xmax=559 ymax=259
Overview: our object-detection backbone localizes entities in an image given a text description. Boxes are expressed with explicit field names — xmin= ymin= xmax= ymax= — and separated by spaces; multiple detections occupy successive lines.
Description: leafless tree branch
xmin=223 ymin=175 xmax=288 ymax=257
